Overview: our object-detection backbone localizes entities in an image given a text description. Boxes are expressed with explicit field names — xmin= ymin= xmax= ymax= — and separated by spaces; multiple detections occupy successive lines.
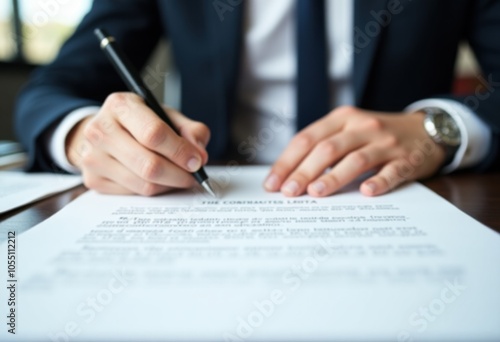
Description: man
xmin=15 ymin=0 xmax=500 ymax=197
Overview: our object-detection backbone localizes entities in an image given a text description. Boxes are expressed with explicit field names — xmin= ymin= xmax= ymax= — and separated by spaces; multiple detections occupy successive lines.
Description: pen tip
xmin=201 ymin=180 xmax=218 ymax=198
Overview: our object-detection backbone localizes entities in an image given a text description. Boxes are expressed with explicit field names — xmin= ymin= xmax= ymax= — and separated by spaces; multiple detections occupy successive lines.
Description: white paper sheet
xmin=0 ymin=172 xmax=82 ymax=214
xmin=1 ymin=166 xmax=499 ymax=341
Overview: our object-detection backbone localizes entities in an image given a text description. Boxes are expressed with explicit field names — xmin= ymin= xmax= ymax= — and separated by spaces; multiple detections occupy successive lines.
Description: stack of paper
xmin=0 ymin=172 xmax=82 ymax=214
xmin=0 ymin=166 xmax=498 ymax=341
xmin=0 ymin=141 xmax=26 ymax=170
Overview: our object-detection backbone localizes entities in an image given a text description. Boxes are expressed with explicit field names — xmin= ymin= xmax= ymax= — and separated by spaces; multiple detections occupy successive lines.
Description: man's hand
xmin=264 ymin=106 xmax=446 ymax=197
xmin=66 ymin=92 xmax=210 ymax=196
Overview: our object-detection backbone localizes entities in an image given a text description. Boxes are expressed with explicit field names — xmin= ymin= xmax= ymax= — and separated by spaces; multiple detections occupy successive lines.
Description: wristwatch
xmin=421 ymin=107 xmax=461 ymax=165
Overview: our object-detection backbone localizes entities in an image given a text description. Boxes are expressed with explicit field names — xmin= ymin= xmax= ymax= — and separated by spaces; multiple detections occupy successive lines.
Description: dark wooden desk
xmin=1 ymin=172 xmax=500 ymax=235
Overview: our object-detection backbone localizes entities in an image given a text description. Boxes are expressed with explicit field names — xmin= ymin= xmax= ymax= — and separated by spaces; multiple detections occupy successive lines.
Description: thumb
xmin=164 ymin=106 xmax=211 ymax=164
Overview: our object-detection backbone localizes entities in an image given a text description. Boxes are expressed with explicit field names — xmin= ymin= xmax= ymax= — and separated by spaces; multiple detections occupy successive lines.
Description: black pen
xmin=94 ymin=28 xmax=216 ymax=198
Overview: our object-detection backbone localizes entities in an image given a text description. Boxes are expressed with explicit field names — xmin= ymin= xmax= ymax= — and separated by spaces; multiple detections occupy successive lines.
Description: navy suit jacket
xmin=15 ymin=0 xmax=500 ymax=172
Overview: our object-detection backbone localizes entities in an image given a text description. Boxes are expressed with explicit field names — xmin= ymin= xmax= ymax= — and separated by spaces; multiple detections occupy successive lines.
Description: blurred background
xmin=0 ymin=0 xmax=92 ymax=64
xmin=1 ymin=0 xmax=94 ymax=143
xmin=0 ymin=0 xmax=481 ymax=167
xmin=0 ymin=0 xmax=174 ymax=137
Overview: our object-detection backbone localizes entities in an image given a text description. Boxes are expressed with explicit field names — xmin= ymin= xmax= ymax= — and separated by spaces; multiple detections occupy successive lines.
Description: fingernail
xmin=187 ymin=157 xmax=201 ymax=172
xmin=264 ymin=174 xmax=279 ymax=190
xmin=282 ymin=180 xmax=299 ymax=196
xmin=364 ymin=181 xmax=377 ymax=195
xmin=311 ymin=181 xmax=326 ymax=195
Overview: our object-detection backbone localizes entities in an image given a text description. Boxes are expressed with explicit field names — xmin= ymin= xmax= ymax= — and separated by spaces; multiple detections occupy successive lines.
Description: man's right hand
xmin=65 ymin=92 xmax=210 ymax=196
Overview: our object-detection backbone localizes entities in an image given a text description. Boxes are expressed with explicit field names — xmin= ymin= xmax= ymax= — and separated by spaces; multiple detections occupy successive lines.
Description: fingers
xmin=264 ymin=108 xmax=349 ymax=192
xmin=360 ymin=144 xmax=444 ymax=197
xmin=308 ymin=145 xmax=390 ymax=197
xmin=279 ymin=131 xmax=368 ymax=196
xmin=81 ymin=150 xmax=172 ymax=196
xmin=166 ymin=107 xmax=211 ymax=164
xmin=84 ymin=119 xmax=196 ymax=189
xmin=66 ymin=92 xmax=212 ymax=196
xmin=360 ymin=160 xmax=413 ymax=197
xmin=104 ymin=93 xmax=205 ymax=173
xmin=265 ymin=106 xmax=445 ymax=198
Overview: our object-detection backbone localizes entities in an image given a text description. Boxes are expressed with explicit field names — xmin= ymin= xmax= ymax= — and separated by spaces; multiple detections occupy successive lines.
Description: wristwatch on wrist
xmin=421 ymin=107 xmax=462 ymax=165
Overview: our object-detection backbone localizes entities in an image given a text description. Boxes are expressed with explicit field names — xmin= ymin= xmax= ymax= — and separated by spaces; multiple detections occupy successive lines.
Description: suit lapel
xmin=353 ymin=0 xmax=389 ymax=106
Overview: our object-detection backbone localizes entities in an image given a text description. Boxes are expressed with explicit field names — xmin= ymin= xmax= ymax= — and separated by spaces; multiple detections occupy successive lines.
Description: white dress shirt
xmin=50 ymin=0 xmax=491 ymax=172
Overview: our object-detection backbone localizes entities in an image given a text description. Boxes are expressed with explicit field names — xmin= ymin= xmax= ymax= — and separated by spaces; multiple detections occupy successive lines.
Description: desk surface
xmin=2 ymin=172 xmax=500 ymax=235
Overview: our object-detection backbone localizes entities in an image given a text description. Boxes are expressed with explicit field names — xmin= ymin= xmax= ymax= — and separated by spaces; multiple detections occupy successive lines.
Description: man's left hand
xmin=264 ymin=106 xmax=446 ymax=197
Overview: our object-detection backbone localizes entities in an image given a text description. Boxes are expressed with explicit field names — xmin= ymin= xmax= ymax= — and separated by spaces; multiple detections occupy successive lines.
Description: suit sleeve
xmin=442 ymin=0 xmax=500 ymax=171
xmin=14 ymin=0 xmax=162 ymax=172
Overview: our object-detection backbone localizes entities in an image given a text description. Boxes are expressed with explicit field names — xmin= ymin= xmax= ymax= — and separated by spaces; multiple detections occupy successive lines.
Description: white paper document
xmin=1 ymin=166 xmax=499 ymax=341
xmin=0 ymin=171 xmax=82 ymax=214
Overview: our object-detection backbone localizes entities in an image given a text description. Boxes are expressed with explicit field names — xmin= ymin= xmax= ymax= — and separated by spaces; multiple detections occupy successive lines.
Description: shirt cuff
xmin=405 ymin=99 xmax=492 ymax=174
xmin=48 ymin=106 xmax=100 ymax=174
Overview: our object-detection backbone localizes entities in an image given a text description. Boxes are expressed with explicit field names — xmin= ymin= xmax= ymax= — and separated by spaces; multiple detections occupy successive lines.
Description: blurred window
xmin=0 ymin=0 xmax=92 ymax=64
xmin=0 ymin=1 xmax=15 ymax=61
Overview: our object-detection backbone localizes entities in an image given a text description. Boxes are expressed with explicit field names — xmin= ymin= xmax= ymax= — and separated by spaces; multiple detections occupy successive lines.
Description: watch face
xmin=433 ymin=112 xmax=461 ymax=147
